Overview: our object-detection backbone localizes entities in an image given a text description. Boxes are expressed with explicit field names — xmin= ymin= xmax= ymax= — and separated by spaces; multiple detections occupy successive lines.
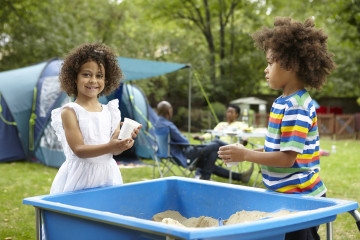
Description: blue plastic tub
xmin=23 ymin=177 xmax=359 ymax=240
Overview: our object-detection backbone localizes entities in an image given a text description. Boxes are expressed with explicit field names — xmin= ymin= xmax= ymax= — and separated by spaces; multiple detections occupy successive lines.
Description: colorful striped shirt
xmin=262 ymin=89 xmax=326 ymax=197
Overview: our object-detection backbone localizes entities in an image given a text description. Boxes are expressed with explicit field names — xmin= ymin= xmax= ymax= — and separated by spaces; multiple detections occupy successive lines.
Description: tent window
xmin=40 ymin=122 xmax=63 ymax=151
xmin=40 ymin=76 xmax=61 ymax=118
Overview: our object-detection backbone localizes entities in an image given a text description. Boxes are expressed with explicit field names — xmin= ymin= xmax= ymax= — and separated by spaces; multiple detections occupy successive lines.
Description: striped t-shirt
xmin=262 ymin=89 xmax=326 ymax=197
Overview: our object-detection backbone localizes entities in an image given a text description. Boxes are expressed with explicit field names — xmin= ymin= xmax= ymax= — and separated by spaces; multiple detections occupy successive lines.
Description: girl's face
xmin=76 ymin=61 xmax=105 ymax=99
xmin=264 ymin=50 xmax=293 ymax=91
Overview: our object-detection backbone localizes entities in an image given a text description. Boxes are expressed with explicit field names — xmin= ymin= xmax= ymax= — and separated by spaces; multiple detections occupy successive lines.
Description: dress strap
xmin=50 ymin=102 xmax=78 ymax=142
xmin=107 ymin=99 xmax=121 ymax=135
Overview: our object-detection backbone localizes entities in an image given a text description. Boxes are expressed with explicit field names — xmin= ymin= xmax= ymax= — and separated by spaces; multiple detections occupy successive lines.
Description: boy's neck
xmin=227 ymin=119 xmax=235 ymax=124
xmin=282 ymin=79 xmax=305 ymax=97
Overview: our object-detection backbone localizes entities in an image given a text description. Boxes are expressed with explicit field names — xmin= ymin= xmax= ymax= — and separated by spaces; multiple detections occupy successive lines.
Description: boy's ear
xmin=284 ymin=64 xmax=294 ymax=72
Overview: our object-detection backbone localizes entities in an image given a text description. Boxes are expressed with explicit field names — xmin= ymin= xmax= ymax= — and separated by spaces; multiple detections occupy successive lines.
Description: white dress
xmin=50 ymin=99 xmax=123 ymax=194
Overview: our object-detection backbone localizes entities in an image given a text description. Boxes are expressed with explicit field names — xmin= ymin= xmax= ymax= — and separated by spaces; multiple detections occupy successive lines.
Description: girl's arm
xmin=61 ymin=108 xmax=136 ymax=158
xmin=218 ymin=145 xmax=297 ymax=168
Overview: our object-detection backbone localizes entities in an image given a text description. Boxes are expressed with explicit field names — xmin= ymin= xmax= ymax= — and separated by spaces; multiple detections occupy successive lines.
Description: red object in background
xmin=329 ymin=107 xmax=343 ymax=114
xmin=316 ymin=106 xmax=327 ymax=114
xmin=319 ymin=149 xmax=330 ymax=156
xmin=316 ymin=106 xmax=343 ymax=115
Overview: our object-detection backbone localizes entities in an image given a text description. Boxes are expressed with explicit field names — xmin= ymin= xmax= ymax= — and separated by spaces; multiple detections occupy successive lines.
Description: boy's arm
xmin=218 ymin=145 xmax=297 ymax=168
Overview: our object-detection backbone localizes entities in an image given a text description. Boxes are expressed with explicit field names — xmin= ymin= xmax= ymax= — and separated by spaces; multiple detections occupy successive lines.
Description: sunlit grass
xmin=0 ymin=138 xmax=359 ymax=239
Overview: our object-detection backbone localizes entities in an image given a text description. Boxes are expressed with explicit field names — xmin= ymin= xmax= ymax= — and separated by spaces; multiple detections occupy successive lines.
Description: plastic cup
xmin=225 ymin=162 xmax=239 ymax=167
xmin=224 ymin=143 xmax=246 ymax=167
xmin=118 ymin=118 xmax=140 ymax=139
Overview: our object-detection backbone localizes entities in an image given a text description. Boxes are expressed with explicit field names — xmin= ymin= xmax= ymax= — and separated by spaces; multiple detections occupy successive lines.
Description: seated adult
xmin=193 ymin=104 xmax=248 ymax=146
xmin=154 ymin=101 xmax=253 ymax=182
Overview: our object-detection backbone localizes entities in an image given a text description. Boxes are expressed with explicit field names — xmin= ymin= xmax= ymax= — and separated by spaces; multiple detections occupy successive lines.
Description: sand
xmin=152 ymin=209 xmax=295 ymax=228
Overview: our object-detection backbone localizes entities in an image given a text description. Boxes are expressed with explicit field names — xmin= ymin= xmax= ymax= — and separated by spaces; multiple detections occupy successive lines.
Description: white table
xmin=203 ymin=128 xmax=267 ymax=140
xmin=202 ymin=128 xmax=267 ymax=185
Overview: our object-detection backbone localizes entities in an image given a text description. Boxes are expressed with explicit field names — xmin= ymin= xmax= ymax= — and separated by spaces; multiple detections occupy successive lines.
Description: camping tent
xmin=0 ymin=57 xmax=189 ymax=167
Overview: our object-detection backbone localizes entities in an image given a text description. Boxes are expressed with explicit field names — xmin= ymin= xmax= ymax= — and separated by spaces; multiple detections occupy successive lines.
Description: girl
xmin=50 ymin=43 xmax=142 ymax=194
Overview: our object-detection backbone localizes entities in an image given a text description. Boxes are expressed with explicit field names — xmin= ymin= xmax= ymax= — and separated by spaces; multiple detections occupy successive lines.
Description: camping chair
xmin=153 ymin=127 xmax=201 ymax=178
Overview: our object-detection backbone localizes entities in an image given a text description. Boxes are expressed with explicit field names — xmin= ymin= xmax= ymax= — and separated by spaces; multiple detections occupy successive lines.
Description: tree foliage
xmin=0 ymin=0 xmax=359 ymax=109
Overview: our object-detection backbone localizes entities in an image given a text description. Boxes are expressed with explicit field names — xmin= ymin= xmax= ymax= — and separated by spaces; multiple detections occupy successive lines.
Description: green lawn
xmin=1 ymin=138 xmax=359 ymax=239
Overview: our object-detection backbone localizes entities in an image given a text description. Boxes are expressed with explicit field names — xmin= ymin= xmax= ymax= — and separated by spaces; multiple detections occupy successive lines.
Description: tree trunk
xmin=219 ymin=0 xmax=226 ymax=80
xmin=203 ymin=0 xmax=216 ymax=84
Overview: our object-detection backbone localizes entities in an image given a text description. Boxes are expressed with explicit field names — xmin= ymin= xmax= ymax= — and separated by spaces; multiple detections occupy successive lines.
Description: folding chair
xmin=153 ymin=127 xmax=201 ymax=178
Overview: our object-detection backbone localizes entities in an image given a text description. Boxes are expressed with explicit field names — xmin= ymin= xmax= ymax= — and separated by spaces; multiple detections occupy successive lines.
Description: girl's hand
xmin=110 ymin=128 xmax=135 ymax=155
xmin=119 ymin=122 xmax=143 ymax=139
xmin=110 ymin=138 xmax=134 ymax=156
xmin=113 ymin=138 xmax=134 ymax=155
xmin=131 ymin=124 xmax=142 ymax=138
xmin=218 ymin=143 xmax=247 ymax=163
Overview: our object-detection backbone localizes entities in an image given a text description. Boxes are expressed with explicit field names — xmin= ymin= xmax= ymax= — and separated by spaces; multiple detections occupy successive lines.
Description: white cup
xmin=224 ymin=143 xmax=246 ymax=167
xmin=225 ymin=162 xmax=239 ymax=167
xmin=118 ymin=118 xmax=141 ymax=139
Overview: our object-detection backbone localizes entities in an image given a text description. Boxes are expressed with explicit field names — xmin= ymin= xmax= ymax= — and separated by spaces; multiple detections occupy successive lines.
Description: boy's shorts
xmin=285 ymin=193 xmax=326 ymax=240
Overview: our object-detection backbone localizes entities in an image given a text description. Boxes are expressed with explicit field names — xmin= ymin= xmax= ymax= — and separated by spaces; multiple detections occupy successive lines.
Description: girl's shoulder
xmin=51 ymin=101 xmax=76 ymax=119
xmin=51 ymin=102 xmax=77 ymax=117
xmin=50 ymin=102 xmax=78 ymax=141
xmin=106 ymin=99 xmax=119 ymax=112
xmin=105 ymin=99 xmax=121 ymax=131
xmin=52 ymin=102 xmax=82 ymax=119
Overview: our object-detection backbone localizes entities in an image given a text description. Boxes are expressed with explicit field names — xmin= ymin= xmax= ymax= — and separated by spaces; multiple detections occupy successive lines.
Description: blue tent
xmin=0 ymin=57 xmax=189 ymax=166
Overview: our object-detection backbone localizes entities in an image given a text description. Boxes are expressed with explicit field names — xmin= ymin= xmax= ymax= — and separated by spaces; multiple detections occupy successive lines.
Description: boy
xmin=218 ymin=17 xmax=336 ymax=240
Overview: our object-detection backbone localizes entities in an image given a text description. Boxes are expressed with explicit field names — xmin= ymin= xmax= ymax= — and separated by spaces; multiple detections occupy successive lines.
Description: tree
xmin=144 ymin=0 xmax=269 ymax=104
xmin=1 ymin=0 xmax=358 ymax=102
xmin=263 ymin=0 xmax=360 ymax=97
xmin=0 ymin=0 xmax=126 ymax=71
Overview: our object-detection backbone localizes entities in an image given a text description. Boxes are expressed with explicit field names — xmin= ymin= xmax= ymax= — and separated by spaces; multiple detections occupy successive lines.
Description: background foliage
xmin=1 ymin=0 xmax=359 ymax=127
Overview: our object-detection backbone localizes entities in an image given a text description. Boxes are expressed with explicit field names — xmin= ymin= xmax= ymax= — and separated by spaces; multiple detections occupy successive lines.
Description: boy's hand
xmin=218 ymin=143 xmax=247 ymax=163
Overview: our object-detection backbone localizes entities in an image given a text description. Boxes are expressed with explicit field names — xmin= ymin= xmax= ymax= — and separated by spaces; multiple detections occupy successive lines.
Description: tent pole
xmin=188 ymin=66 xmax=192 ymax=136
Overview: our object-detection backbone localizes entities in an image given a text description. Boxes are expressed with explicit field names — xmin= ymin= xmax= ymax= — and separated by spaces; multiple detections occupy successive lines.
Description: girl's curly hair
xmin=59 ymin=43 xmax=124 ymax=96
xmin=251 ymin=17 xmax=336 ymax=90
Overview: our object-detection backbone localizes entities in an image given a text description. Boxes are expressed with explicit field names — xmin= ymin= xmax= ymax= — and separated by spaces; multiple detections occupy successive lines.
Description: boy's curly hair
xmin=251 ymin=17 xmax=336 ymax=90
xmin=59 ymin=43 xmax=124 ymax=96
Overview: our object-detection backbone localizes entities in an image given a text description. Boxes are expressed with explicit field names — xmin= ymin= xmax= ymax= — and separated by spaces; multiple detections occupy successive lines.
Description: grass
xmin=0 ymin=138 xmax=359 ymax=239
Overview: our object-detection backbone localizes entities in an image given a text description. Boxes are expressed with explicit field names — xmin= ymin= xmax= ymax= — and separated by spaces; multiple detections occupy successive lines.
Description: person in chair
xmin=193 ymin=104 xmax=249 ymax=146
xmin=154 ymin=101 xmax=253 ymax=182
